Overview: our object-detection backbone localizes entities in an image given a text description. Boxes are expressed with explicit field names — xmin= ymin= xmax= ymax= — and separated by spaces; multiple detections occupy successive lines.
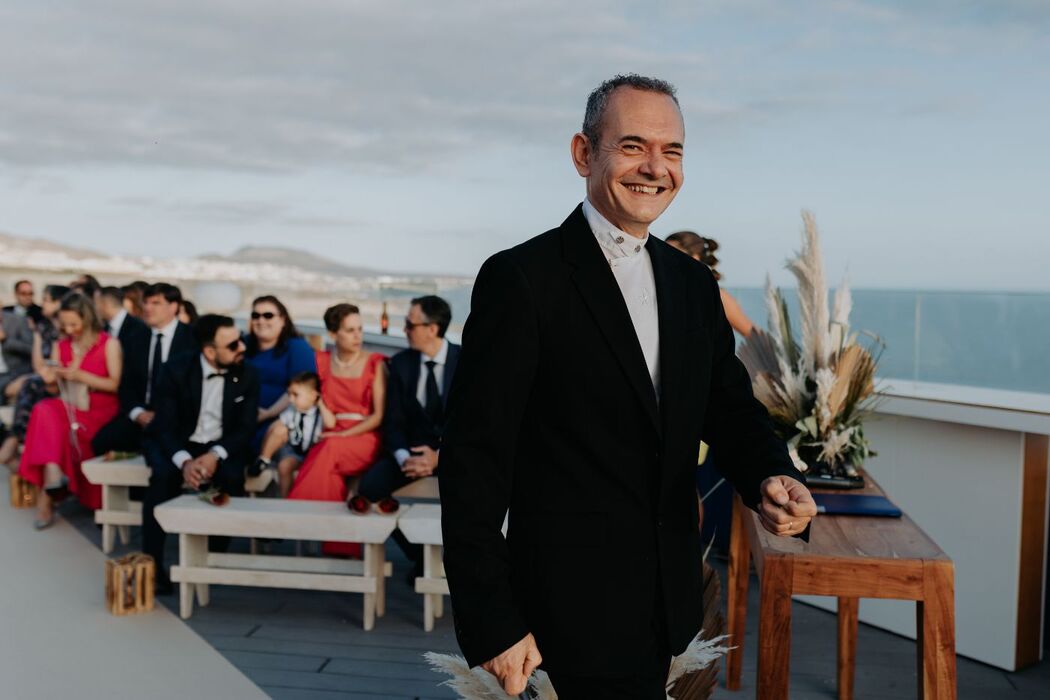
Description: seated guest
xmin=3 ymin=279 xmax=45 ymax=325
xmin=359 ymin=295 xmax=458 ymax=501
xmin=91 ymin=283 xmax=196 ymax=456
xmin=289 ymin=303 xmax=386 ymax=556
xmin=19 ymin=293 xmax=122 ymax=528
xmin=178 ymin=299 xmax=199 ymax=326
xmin=97 ymin=286 xmax=148 ymax=347
xmin=250 ymin=371 xmax=332 ymax=497
xmin=142 ymin=314 xmax=258 ymax=590
xmin=122 ymin=281 xmax=149 ymax=318
xmin=0 ymin=285 xmax=68 ymax=466
xmin=0 ymin=298 xmax=35 ymax=401
xmin=244 ymin=295 xmax=316 ymax=449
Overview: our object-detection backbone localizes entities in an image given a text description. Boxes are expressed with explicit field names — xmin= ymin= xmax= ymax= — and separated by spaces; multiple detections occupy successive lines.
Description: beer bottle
xmin=380 ymin=302 xmax=389 ymax=335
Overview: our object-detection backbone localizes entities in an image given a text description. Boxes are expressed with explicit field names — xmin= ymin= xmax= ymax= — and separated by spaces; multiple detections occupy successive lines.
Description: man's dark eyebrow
xmin=618 ymin=135 xmax=684 ymax=150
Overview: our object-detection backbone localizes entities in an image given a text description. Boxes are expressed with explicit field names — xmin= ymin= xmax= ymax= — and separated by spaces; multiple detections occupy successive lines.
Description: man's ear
xmin=570 ymin=132 xmax=592 ymax=177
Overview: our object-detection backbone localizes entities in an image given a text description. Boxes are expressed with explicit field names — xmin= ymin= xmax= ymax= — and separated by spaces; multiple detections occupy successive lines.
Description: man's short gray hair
xmin=582 ymin=74 xmax=679 ymax=146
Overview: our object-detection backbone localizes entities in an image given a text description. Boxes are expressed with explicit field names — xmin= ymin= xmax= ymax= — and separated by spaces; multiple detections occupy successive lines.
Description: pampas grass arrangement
xmin=738 ymin=211 xmax=883 ymax=476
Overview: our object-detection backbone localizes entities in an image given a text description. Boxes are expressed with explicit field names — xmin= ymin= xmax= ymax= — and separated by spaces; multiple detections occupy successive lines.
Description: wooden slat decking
xmin=36 ymin=500 xmax=1049 ymax=699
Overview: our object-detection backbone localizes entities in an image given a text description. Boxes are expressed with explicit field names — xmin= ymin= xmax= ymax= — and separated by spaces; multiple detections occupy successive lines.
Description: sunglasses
xmin=251 ymin=311 xmax=277 ymax=320
xmin=215 ymin=337 xmax=244 ymax=352
xmin=404 ymin=319 xmax=434 ymax=330
xmin=347 ymin=495 xmax=400 ymax=515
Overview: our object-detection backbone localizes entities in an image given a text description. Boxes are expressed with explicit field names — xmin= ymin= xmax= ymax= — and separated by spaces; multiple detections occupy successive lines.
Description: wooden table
xmin=725 ymin=476 xmax=957 ymax=699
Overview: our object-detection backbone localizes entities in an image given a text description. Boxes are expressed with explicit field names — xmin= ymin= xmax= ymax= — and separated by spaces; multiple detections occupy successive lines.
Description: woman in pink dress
xmin=19 ymin=293 xmax=122 ymax=528
xmin=289 ymin=303 xmax=386 ymax=556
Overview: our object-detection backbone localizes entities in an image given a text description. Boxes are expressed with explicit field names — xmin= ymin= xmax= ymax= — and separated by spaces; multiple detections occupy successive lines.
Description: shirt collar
xmin=199 ymin=353 xmax=226 ymax=377
xmin=110 ymin=309 xmax=127 ymax=335
xmin=421 ymin=338 xmax=449 ymax=366
xmin=582 ymin=198 xmax=649 ymax=261
xmin=154 ymin=317 xmax=179 ymax=338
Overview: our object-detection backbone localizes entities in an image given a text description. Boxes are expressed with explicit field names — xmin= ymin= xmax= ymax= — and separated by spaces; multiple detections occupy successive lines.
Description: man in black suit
xmin=142 ymin=314 xmax=258 ymax=587
xmin=439 ymin=75 xmax=817 ymax=698
xmin=97 ymin=286 xmax=148 ymax=347
xmin=2 ymin=280 xmax=44 ymax=326
xmin=359 ymin=295 xmax=459 ymax=501
xmin=92 ymin=283 xmax=196 ymax=455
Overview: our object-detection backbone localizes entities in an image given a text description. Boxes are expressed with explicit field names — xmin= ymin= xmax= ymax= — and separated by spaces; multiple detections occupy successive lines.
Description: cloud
xmin=114 ymin=195 xmax=367 ymax=229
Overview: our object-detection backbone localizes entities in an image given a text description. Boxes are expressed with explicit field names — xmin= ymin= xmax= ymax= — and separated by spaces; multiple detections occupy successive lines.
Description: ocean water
xmin=441 ymin=285 xmax=1050 ymax=396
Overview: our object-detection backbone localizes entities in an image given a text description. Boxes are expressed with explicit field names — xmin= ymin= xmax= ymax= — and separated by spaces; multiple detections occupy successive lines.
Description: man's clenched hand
xmin=481 ymin=633 xmax=542 ymax=696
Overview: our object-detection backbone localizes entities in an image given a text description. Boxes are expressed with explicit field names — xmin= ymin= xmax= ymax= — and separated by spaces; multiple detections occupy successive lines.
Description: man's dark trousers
xmin=141 ymin=439 xmax=246 ymax=570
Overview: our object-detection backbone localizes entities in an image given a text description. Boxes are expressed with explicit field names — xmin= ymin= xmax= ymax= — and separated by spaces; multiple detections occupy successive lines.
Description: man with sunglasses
xmin=359 ymin=295 xmax=459 ymax=576
xmin=141 ymin=314 xmax=259 ymax=593
xmin=92 ymin=282 xmax=197 ymax=455
xmin=440 ymin=75 xmax=816 ymax=698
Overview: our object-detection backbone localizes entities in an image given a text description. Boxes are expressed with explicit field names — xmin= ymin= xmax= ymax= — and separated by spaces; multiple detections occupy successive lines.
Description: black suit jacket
xmin=147 ymin=352 xmax=259 ymax=469
xmin=118 ymin=322 xmax=197 ymax=415
xmin=439 ymin=205 xmax=804 ymax=674
xmin=115 ymin=314 xmax=148 ymax=349
xmin=383 ymin=343 xmax=460 ymax=455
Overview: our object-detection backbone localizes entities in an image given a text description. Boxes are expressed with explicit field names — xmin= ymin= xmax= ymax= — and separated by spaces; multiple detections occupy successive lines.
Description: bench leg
xmin=757 ymin=554 xmax=793 ymax=700
xmin=101 ymin=524 xmax=116 ymax=555
xmin=422 ymin=543 xmax=435 ymax=632
xmin=375 ymin=543 xmax=386 ymax=618
xmin=362 ymin=543 xmax=377 ymax=631
xmin=178 ymin=533 xmax=207 ymax=620
xmin=917 ymin=560 xmax=956 ymax=700
xmin=837 ymin=596 xmax=858 ymax=700
xmin=196 ymin=583 xmax=210 ymax=607
xmin=118 ymin=525 xmax=130 ymax=546
xmin=725 ymin=494 xmax=751 ymax=690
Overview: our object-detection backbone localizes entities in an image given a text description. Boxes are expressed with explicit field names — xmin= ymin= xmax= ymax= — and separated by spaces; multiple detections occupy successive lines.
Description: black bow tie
xmin=206 ymin=372 xmax=225 ymax=380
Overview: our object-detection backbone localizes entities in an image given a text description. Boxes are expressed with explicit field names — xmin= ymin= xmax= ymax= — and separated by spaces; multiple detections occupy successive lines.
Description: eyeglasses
xmin=404 ymin=319 xmax=434 ymax=330
xmin=347 ymin=495 xmax=400 ymax=515
xmin=251 ymin=311 xmax=277 ymax=320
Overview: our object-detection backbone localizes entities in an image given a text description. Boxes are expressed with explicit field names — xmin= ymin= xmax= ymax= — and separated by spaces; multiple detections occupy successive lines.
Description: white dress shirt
xmin=394 ymin=338 xmax=450 ymax=467
xmin=582 ymin=199 xmax=661 ymax=395
xmin=108 ymin=308 xmax=128 ymax=340
xmin=279 ymin=404 xmax=321 ymax=452
xmin=171 ymin=354 xmax=228 ymax=469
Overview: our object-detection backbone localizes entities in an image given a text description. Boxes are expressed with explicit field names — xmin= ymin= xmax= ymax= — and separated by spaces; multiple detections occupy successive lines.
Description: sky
xmin=1 ymin=0 xmax=1048 ymax=290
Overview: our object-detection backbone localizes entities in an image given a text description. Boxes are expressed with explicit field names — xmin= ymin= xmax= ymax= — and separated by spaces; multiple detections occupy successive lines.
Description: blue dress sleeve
xmin=288 ymin=337 xmax=318 ymax=376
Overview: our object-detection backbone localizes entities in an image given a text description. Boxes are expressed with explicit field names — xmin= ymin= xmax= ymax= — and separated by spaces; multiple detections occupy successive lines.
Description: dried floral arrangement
xmin=738 ymin=211 xmax=884 ymax=476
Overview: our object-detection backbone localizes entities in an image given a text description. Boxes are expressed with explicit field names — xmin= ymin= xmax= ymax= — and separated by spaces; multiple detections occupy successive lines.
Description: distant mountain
xmin=0 ymin=231 xmax=108 ymax=261
xmin=198 ymin=246 xmax=381 ymax=277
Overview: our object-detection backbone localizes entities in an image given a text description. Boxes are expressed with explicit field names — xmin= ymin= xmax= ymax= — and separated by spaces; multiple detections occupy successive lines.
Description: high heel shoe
xmin=33 ymin=513 xmax=56 ymax=530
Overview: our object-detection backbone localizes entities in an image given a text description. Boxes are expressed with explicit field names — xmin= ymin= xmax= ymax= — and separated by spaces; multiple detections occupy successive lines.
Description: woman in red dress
xmin=289 ymin=303 xmax=386 ymax=556
xmin=19 ymin=293 xmax=122 ymax=528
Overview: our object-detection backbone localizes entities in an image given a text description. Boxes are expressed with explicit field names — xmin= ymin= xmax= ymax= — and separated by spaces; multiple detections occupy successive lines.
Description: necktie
xmin=147 ymin=332 xmax=164 ymax=405
xmin=424 ymin=360 xmax=442 ymax=425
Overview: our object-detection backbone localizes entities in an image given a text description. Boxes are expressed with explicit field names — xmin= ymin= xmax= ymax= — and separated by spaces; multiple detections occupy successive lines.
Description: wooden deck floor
xmin=49 ymin=500 xmax=1050 ymax=699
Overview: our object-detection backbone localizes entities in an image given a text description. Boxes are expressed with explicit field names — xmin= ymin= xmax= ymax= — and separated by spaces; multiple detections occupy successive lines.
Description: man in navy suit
xmin=359 ymin=295 xmax=459 ymax=502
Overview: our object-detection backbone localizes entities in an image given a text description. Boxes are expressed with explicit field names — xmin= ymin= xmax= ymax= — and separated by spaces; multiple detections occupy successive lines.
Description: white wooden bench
xmin=154 ymin=495 xmax=399 ymax=630
xmin=397 ymin=503 xmax=446 ymax=631
xmin=83 ymin=455 xmax=273 ymax=554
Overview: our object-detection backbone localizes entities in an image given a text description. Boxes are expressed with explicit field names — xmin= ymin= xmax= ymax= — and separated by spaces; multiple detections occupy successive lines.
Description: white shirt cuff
xmin=210 ymin=445 xmax=228 ymax=462
xmin=394 ymin=448 xmax=410 ymax=467
xmin=129 ymin=407 xmax=145 ymax=421
xmin=172 ymin=450 xmax=192 ymax=470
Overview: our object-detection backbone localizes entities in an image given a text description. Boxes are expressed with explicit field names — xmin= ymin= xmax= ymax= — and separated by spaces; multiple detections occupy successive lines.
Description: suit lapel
xmin=442 ymin=344 xmax=459 ymax=409
xmin=562 ymin=206 xmax=661 ymax=435
xmin=405 ymin=350 xmax=422 ymax=409
xmin=187 ymin=356 xmax=203 ymax=433
xmin=646 ymin=237 xmax=686 ymax=438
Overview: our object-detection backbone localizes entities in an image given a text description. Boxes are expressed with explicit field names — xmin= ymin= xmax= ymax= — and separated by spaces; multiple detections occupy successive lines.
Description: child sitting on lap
xmin=250 ymin=371 xmax=333 ymax=496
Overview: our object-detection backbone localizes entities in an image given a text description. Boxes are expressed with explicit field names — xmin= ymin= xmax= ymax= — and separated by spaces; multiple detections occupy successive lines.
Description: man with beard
xmin=142 ymin=314 xmax=259 ymax=593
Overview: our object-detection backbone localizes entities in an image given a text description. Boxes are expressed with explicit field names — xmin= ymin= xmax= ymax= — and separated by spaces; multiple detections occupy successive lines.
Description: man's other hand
xmin=481 ymin=633 xmax=542 ymax=696
xmin=759 ymin=475 xmax=817 ymax=537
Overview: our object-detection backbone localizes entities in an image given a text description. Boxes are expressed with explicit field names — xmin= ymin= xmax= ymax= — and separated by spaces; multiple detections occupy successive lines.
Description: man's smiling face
xmin=573 ymin=86 xmax=685 ymax=237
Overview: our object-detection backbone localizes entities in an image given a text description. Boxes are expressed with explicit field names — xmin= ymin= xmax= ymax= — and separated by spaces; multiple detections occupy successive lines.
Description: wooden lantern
xmin=8 ymin=473 xmax=37 ymax=508
xmin=105 ymin=553 xmax=156 ymax=615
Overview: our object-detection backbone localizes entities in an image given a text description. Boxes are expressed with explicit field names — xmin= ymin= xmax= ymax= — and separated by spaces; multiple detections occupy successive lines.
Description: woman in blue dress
xmin=244 ymin=295 xmax=317 ymax=451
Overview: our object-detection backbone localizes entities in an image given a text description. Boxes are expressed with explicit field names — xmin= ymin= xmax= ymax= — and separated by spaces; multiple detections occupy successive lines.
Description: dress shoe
xmin=154 ymin=570 xmax=173 ymax=596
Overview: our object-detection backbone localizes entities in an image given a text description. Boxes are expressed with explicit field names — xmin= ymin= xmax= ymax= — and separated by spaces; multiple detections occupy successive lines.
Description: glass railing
xmin=726 ymin=288 xmax=1050 ymax=395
